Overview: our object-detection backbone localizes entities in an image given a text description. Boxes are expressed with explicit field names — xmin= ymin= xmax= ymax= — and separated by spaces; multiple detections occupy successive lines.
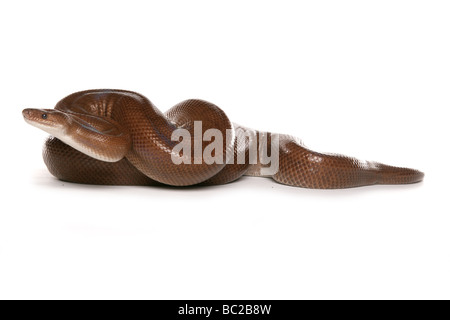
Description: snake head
xmin=22 ymin=108 xmax=69 ymax=136
xmin=23 ymin=107 xmax=130 ymax=162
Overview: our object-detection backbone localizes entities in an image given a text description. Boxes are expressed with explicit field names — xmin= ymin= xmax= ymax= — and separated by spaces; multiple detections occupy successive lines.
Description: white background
xmin=0 ymin=0 xmax=449 ymax=299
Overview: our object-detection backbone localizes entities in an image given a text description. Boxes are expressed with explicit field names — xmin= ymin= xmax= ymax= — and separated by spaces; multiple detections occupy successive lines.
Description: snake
xmin=22 ymin=89 xmax=424 ymax=189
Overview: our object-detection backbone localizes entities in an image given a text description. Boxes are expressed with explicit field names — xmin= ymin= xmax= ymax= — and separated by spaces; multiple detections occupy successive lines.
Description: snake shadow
xmin=32 ymin=168 xmax=424 ymax=200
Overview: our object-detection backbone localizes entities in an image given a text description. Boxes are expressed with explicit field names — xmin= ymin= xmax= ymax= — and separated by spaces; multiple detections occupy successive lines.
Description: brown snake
xmin=22 ymin=89 xmax=424 ymax=189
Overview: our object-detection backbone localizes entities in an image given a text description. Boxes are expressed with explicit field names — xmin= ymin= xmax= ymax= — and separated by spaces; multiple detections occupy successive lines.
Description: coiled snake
xmin=22 ymin=89 xmax=423 ymax=189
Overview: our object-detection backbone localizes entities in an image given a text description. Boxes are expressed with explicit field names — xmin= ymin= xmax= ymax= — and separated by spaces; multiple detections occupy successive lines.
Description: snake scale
xmin=22 ymin=89 xmax=424 ymax=189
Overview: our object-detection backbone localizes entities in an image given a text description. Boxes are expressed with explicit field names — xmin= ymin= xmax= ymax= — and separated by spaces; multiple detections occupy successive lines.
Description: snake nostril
xmin=22 ymin=109 xmax=31 ymax=118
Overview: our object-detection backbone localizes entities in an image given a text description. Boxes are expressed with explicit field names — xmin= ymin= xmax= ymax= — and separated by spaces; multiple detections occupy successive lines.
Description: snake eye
xmin=42 ymin=113 xmax=48 ymax=119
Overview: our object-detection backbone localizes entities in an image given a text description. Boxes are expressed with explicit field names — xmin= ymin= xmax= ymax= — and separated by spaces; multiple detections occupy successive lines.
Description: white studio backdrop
xmin=0 ymin=0 xmax=449 ymax=299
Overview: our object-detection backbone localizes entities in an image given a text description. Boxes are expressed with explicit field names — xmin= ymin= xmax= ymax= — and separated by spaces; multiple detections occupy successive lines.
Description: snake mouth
xmin=22 ymin=108 xmax=39 ymax=123
xmin=22 ymin=108 xmax=31 ymax=118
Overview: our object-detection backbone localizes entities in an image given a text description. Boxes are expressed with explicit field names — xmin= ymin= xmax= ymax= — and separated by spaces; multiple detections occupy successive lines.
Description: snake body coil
xmin=22 ymin=89 xmax=424 ymax=189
